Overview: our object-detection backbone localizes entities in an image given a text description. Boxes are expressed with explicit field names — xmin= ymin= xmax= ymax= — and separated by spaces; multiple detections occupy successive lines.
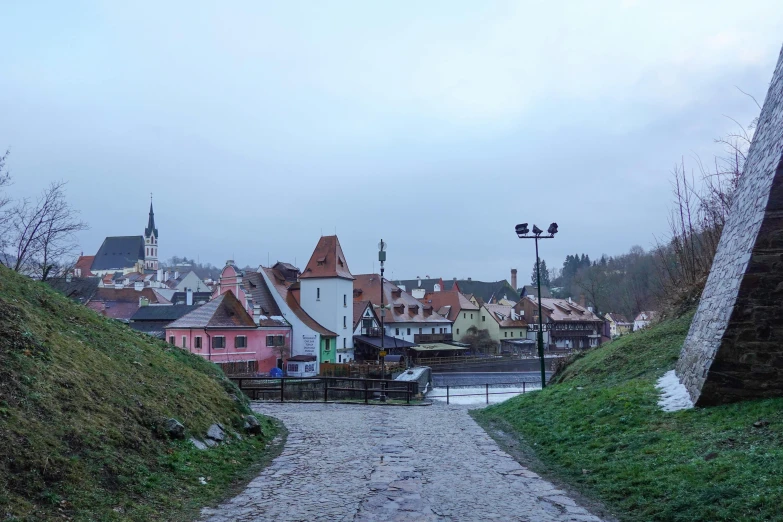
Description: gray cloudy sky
xmin=2 ymin=1 xmax=782 ymax=283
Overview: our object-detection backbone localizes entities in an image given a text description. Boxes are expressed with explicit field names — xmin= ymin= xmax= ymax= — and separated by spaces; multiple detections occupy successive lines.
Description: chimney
xmin=157 ymin=267 xmax=163 ymax=282
xmin=174 ymin=270 xmax=180 ymax=280
xmin=226 ymin=259 xmax=234 ymax=266
xmin=134 ymin=281 xmax=144 ymax=291
xmin=186 ymin=288 xmax=193 ymax=306
xmin=253 ymin=304 xmax=261 ymax=324
xmin=467 ymin=277 xmax=472 ymax=281
xmin=579 ymin=294 xmax=586 ymax=307
xmin=511 ymin=268 xmax=517 ymax=290
xmin=164 ymin=270 xmax=170 ymax=282
xmin=139 ymin=296 xmax=149 ymax=307
xmin=417 ymin=276 xmax=421 ymax=287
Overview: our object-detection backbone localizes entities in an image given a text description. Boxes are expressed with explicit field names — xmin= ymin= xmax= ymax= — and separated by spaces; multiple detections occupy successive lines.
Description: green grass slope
xmin=473 ymin=314 xmax=783 ymax=522
xmin=0 ymin=267 xmax=279 ymax=521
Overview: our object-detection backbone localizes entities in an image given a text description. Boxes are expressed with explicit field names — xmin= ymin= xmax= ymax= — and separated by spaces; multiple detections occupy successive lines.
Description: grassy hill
xmin=0 ymin=267 xmax=279 ymax=521
xmin=473 ymin=314 xmax=783 ymax=522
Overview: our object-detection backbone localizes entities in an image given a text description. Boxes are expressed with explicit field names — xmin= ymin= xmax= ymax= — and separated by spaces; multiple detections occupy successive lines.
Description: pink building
xmin=165 ymin=291 xmax=291 ymax=374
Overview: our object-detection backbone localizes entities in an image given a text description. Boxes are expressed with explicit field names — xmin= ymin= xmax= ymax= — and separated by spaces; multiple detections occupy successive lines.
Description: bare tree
xmin=0 ymin=149 xmax=12 ymax=259
xmin=7 ymin=181 xmax=88 ymax=280
xmin=573 ymin=265 xmax=609 ymax=314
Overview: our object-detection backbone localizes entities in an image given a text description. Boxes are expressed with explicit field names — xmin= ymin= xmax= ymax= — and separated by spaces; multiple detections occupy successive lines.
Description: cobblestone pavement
xmin=200 ymin=403 xmax=602 ymax=522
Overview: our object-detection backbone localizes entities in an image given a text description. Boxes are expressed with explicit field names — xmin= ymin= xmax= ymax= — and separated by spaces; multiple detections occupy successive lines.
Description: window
xmin=182 ymin=336 xmax=187 ymax=348
xmin=169 ymin=336 xmax=175 ymax=345
xmin=235 ymin=336 xmax=247 ymax=348
xmin=344 ymin=294 xmax=347 ymax=307
xmin=407 ymin=328 xmax=411 ymax=335
xmin=194 ymin=336 xmax=202 ymax=349
xmin=463 ymin=313 xmax=466 ymax=319
xmin=471 ymin=313 xmax=474 ymax=319
xmin=482 ymin=315 xmax=486 ymax=322
xmin=266 ymin=335 xmax=284 ymax=346
xmin=343 ymin=337 xmax=346 ymax=348
xmin=395 ymin=328 xmax=400 ymax=335
xmin=343 ymin=316 xmax=347 ymax=328
xmin=504 ymin=331 xmax=507 ymax=338
xmin=431 ymin=328 xmax=435 ymax=334
xmin=317 ymin=288 xmax=320 ymax=300
xmin=419 ymin=328 xmax=422 ymax=334
xmin=324 ymin=339 xmax=331 ymax=351
xmin=339 ymin=354 xmax=342 ymax=362
xmin=213 ymin=336 xmax=225 ymax=349
xmin=510 ymin=331 xmax=514 ymax=337
xmin=456 ymin=328 xmax=460 ymax=335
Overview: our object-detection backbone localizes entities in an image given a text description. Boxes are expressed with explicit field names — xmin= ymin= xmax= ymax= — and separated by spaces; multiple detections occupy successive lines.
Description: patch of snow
xmin=656 ymin=370 xmax=694 ymax=412
xmin=270 ymin=316 xmax=286 ymax=322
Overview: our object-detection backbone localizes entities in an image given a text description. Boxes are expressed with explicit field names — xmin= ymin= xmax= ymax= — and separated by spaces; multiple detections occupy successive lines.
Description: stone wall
xmin=676 ymin=45 xmax=783 ymax=406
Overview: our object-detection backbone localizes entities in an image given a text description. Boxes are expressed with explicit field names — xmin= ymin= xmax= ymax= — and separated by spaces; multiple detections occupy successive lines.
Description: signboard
xmin=302 ymin=335 xmax=317 ymax=355
xmin=379 ymin=350 xmax=387 ymax=357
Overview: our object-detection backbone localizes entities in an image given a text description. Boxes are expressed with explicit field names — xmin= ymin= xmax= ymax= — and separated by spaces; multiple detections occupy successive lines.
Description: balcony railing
xmin=360 ymin=327 xmax=382 ymax=337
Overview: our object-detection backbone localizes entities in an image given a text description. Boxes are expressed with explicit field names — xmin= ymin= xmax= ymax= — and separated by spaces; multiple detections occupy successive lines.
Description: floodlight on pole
xmin=514 ymin=221 xmax=558 ymax=388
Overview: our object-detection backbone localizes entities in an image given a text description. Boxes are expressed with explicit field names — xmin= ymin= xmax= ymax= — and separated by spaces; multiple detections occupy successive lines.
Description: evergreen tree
xmin=530 ymin=259 xmax=551 ymax=288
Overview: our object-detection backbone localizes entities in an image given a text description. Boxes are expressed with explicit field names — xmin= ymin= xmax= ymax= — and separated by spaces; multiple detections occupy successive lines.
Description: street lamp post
xmin=515 ymin=222 xmax=558 ymax=388
xmin=378 ymin=240 xmax=387 ymax=402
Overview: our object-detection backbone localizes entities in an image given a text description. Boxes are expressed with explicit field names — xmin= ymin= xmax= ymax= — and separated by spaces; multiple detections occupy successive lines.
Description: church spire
xmin=145 ymin=194 xmax=158 ymax=239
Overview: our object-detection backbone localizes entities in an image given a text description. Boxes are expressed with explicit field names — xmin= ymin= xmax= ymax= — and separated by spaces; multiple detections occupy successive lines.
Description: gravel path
xmin=200 ymin=403 xmax=602 ymax=522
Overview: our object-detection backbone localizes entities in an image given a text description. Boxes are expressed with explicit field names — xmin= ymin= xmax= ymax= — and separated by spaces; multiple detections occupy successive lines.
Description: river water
xmin=427 ymin=372 xmax=546 ymax=405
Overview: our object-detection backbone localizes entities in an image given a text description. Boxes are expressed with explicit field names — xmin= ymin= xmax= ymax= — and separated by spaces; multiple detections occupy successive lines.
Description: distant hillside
xmin=0 ymin=267 xmax=278 ymax=521
xmin=474 ymin=314 xmax=783 ymax=522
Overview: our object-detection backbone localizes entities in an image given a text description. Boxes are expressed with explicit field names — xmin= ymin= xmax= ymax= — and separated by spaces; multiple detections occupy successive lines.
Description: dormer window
xmin=338 ymin=257 xmax=344 ymax=267
xmin=317 ymin=256 xmax=326 ymax=266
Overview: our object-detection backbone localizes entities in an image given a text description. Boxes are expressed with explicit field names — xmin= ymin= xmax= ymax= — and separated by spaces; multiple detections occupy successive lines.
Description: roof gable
xmin=91 ymin=236 xmax=145 ymax=271
xmin=300 ymin=235 xmax=354 ymax=280
xmin=166 ymin=292 xmax=256 ymax=329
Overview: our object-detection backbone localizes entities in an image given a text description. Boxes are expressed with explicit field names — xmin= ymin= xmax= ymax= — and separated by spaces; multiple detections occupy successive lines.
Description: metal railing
xmin=428 ymin=382 xmax=541 ymax=404
xmin=229 ymin=376 xmax=418 ymax=404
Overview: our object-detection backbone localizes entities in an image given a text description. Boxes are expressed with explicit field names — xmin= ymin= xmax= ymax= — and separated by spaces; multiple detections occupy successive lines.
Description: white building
xmin=298 ymin=235 xmax=355 ymax=363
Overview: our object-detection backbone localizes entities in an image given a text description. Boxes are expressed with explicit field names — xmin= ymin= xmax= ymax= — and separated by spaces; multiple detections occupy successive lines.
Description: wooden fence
xmin=229 ymin=376 xmax=418 ymax=404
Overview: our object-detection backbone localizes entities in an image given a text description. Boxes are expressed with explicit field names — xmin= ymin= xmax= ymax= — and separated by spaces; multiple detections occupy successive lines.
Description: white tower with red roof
xmin=298 ymin=235 xmax=354 ymax=363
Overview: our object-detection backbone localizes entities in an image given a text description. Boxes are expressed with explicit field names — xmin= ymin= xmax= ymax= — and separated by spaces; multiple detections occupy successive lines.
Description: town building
xmin=165 ymin=291 xmax=290 ymax=375
xmin=394 ymin=277 xmax=447 ymax=299
xmin=298 ymin=236 xmax=355 ymax=364
xmin=516 ymin=296 xmax=603 ymax=350
xmin=259 ymin=262 xmax=338 ymax=371
xmin=605 ymin=312 xmax=633 ymax=337
xmin=129 ymin=303 xmax=201 ymax=339
xmin=633 ymin=311 xmax=658 ymax=331
xmin=88 ymin=200 xmax=161 ymax=276
xmin=419 ymin=289 xmax=480 ymax=341
xmin=480 ymin=303 xmax=529 ymax=351
xmin=85 ymin=287 xmax=170 ymax=322
xmin=352 ymin=299 xmax=416 ymax=361
xmin=353 ymin=274 xmax=452 ymax=347
xmin=447 ymin=278 xmax=520 ymax=305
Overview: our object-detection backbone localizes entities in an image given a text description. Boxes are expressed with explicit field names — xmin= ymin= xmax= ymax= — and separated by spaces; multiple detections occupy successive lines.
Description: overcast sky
xmin=2 ymin=1 xmax=782 ymax=283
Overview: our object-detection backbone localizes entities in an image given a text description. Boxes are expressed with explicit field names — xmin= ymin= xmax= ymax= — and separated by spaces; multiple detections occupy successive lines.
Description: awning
xmin=411 ymin=343 xmax=469 ymax=352
xmin=353 ymin=335 xmax=416 ymax=350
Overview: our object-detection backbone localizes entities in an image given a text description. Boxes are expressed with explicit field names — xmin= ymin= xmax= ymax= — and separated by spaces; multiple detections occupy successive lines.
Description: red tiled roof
xmin=262 ymin=267 xmax=337 ymax=337
xmin=520 ymin=296 xmax=603 ymax=323
xmin=420 ymin=290 xmax=478 ymax=322
xmin=74 ymin=255 xmax=95 ymax=277
xmin=300 ymin=235 xmax=354 ymax=280
xmin=89 ymin=287 xmax=165 ymax=304
xmin=353 ymin=274 xmax=451 ymax=325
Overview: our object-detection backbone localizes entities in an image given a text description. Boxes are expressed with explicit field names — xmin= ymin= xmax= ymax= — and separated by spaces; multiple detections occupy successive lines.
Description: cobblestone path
xmin=200 ymin=403 xmax=602 ymax=522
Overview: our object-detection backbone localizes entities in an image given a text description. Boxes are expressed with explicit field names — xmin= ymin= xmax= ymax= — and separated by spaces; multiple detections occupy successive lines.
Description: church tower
xmin=144 ymin=197 xmax=159 ymax=270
